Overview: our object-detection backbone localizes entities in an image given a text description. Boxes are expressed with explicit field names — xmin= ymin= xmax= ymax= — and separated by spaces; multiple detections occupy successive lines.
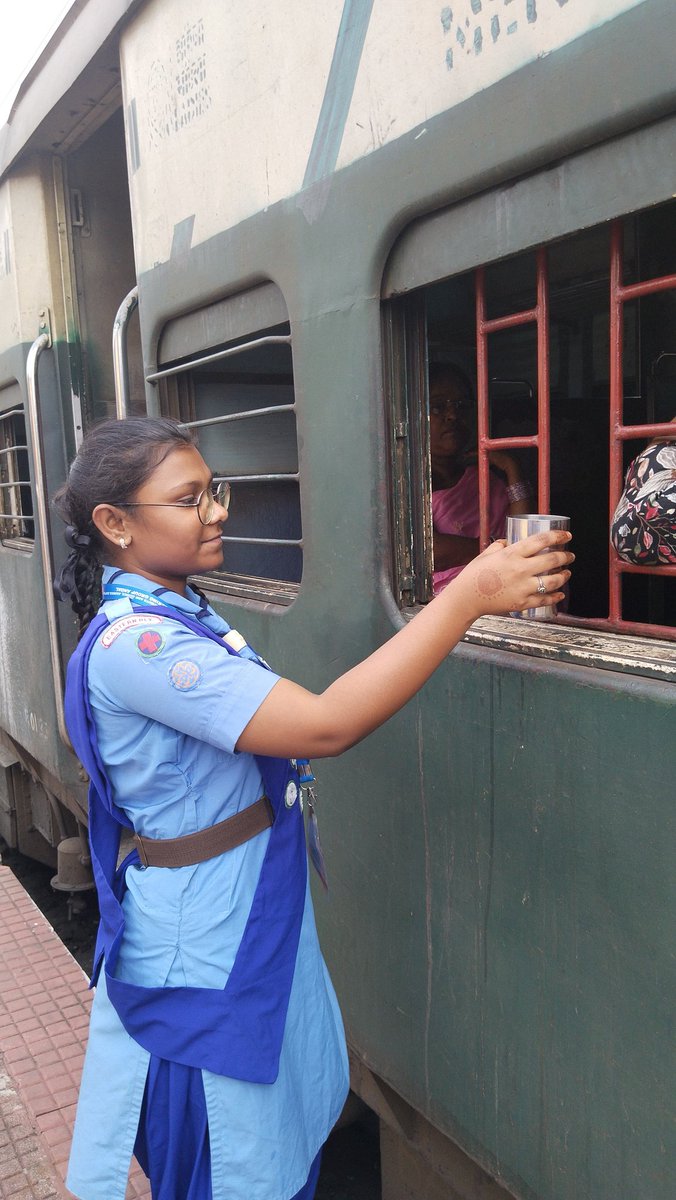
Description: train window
xmin=153 ymin=294 xmax=300 ymax=605
xmin=0 ymin=400 xmax=34 ymax=549
xmin=385 ymin=199 xmax=676 ymax=642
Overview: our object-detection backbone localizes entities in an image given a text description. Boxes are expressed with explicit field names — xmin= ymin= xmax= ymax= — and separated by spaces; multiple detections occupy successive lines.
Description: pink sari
xmin=432 ymin=466 xmax=509 ymax=594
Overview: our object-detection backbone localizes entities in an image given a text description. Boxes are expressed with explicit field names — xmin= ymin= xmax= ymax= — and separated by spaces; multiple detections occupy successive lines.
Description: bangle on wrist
xmin=506 ymin=480 xmax=532 ymax=503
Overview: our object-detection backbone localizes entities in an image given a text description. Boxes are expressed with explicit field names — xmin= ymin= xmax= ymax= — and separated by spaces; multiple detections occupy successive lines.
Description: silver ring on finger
xmin=536 ymin=575 xmax=547 ymax=595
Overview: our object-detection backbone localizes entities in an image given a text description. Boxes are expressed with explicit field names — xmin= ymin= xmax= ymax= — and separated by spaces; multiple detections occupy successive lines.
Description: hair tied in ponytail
xmin=54 ymin=525 xmax=95 ymax=605
xmin=64 ymin=524 xmax=92 ymax=552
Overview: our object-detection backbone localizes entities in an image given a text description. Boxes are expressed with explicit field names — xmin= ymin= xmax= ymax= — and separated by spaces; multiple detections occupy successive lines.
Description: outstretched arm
xmin=236 ymin=531 xmax=573 ymax=758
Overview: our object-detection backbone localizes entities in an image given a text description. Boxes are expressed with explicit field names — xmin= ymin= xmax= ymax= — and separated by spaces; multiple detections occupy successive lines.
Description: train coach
xmin=0 ymin=2 xmax=674 ymax=1197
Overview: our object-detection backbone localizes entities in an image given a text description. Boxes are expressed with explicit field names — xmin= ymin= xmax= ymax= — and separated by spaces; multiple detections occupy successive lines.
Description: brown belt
xmin=133 ymin=796 xmax=274 ymax=868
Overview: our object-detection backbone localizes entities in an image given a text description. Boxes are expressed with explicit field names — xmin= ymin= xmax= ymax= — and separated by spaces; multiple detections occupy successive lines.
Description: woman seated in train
xmin=53 ymin=416 xmax=572 ymax=1200
xmin=430 ymin=363 xmax=533 ymax=594
xmin=610 ymin=419 xmax=676 ymax=565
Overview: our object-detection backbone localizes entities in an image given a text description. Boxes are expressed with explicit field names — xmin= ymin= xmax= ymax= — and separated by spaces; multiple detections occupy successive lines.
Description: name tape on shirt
xmin=100 ymin=613 xmax=164 ymax=648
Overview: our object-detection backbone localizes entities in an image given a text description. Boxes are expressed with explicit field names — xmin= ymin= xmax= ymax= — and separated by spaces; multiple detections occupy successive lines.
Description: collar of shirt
xmin=101 ymin=565 xmax=227 ymax=633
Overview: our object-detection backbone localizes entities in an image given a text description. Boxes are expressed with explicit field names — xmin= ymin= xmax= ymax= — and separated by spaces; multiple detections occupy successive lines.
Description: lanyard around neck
xmin=102 ymin=574 xmax=264 ymax=666
xmin=102 ymin=573 xmax=207 ymax=615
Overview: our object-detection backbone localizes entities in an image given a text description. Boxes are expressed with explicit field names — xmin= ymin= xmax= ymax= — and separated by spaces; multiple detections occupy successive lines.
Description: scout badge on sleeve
xmin=296 ymin=759 xmax=328 ymax=891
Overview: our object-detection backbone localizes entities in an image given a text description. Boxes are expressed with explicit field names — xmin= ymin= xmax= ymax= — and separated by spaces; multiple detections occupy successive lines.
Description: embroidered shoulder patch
xmin=168 ymin=659 xmax=201 ymax=691
xmin=136 ymin=630 xmax=165 ymax=658
xmin=100 ymin=613 xmax=164 ymax=648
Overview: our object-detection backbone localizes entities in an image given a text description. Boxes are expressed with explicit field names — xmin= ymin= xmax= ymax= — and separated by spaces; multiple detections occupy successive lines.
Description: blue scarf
xmin=65 ymin=604 xmax=307 ymax=1084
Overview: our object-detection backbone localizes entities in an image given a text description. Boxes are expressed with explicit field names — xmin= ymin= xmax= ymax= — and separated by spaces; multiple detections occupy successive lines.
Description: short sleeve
xmin=88 ymin=614 xmax=280 ymax=754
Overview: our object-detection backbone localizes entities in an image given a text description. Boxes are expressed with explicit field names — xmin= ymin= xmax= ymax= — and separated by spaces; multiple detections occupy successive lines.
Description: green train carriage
xmin=0 ymin=2 xmax=674 ymax=1197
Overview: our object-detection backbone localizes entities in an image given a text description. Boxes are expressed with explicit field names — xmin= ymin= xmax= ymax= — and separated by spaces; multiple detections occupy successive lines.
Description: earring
xmin=119 ymin=538 xmax=128 ymax=549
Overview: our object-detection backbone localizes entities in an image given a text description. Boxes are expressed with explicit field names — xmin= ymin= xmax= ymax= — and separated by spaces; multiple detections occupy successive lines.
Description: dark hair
xmin=53 ymin=417 xmax=195 ymax=636
xmin=428 ymin=362 xmax=474 ymax=406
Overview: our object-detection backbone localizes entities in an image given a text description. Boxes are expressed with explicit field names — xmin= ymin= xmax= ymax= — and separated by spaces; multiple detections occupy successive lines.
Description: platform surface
xmin=0 ymin=865 xmax=149 ymax=1199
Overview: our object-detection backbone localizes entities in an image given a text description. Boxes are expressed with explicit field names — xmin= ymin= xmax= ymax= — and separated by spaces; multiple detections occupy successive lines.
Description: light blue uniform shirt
xmin=67 ymin=569 xmax=349 ymax=1200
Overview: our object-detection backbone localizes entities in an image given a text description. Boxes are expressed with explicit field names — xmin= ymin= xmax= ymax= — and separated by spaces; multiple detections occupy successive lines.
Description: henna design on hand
xmin=476 ymin=568 xmax=504 ymax=597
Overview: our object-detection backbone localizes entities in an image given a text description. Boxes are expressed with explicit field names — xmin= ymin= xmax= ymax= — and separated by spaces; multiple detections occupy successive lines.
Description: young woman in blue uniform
xmin=54 ymin=417 xmax=573 ymax=1200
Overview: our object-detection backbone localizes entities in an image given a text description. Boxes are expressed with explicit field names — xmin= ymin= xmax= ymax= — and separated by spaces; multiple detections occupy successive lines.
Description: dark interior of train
xmin=423 ymin=199 xmax=676 ymax=630
xmin=66 ymin=107 xmax=144 ymax=422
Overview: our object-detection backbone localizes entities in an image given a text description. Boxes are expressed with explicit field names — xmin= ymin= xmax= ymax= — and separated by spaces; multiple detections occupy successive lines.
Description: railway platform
xmin=0 ymin=865 xmax=149 ymax=1200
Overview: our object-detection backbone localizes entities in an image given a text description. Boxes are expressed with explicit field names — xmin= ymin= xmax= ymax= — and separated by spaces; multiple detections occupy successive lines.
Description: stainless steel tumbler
xmin=505 ymin=514 xmax=571 ymax=620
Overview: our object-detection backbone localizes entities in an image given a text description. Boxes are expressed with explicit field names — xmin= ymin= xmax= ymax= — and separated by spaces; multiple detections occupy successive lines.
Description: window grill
xmin=0 ymin=406 xmax=34 ymax=545
xmin=153 ymin=325 xmax=302 ymax=603
xmin=607 ymin=221 xmax=676 ymax=636
xmin=473 ymin=219 xmax=676 ymax=640
xmin=476 ymin=246 xmax=551 ymax=530
xmin=388 ymin=202 xmax=676 ymax=640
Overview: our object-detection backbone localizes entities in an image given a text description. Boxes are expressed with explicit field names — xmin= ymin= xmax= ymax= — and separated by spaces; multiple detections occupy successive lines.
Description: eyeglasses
xmin=122 ymin=480 xmax=231 ymax=526
xmin=429 ymin=397 xmax=471 ymax=418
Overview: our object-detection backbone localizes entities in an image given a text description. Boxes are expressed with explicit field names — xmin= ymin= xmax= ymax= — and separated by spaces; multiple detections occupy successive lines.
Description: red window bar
xmin=608 ymin=218 xmax=676 ymax=639
xmin=475 ymin=231 xmax=676 ymax=642
xmin=475 ymin=244 xmax=550 ymax=541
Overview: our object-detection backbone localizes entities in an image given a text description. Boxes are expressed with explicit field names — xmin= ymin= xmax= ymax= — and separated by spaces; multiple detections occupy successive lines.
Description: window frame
xmin=474 ymin=227 xmax=676 ymax=641
xmin=0 ymin=404 xmax=34 ymax=550
xmin=382 ymin=114 xmax=676 ymax=675
xmin=152 ymin=286 xmax=302 ymax=605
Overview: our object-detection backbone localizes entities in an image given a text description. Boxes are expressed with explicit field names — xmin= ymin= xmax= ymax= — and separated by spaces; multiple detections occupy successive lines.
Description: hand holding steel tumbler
xmin=506 ymin=514 xmax=571 ymax=619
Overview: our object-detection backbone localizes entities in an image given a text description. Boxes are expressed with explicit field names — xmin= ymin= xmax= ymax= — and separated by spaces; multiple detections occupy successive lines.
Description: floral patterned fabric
xmin=611 ymin=441 xmax=676 ymax=565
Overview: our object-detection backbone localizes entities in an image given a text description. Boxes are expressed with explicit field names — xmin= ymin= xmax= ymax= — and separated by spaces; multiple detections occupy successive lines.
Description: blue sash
xmin=65 ymin=604 xmax=307 ymax=1084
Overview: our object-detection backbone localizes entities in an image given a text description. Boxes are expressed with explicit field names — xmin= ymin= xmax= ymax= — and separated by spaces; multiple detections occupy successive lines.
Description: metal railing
xmin=181 ymin=403 xmax=296 ymax=430
xmin=0 ymin=514 xmax=34 ymax=527
xmin=25 ymin=333 xmax=73 ymax=750
xmin=113 ymin=285 xmax=138 ymax=419
xmin=145 ymin=335 xmax=291 ymax=383
xmin=149 ymin=332 xmax=302 ymax=565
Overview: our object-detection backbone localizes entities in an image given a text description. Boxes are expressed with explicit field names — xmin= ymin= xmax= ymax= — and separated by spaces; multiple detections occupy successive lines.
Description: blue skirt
xmin=134 ymin=1057 xmax=322 ymax=1199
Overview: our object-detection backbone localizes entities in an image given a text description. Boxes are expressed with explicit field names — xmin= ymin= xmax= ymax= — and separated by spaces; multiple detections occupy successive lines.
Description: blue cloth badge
xmin=169 ymin=660 xmax=201 ymax=691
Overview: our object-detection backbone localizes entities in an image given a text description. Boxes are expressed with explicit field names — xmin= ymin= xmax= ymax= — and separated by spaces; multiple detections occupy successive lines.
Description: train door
xmin=0 ymin=97 xmax=144 ymax=869
xmin=60 ymin=106 xmax=145 ymax=426
xmin=0 ymin=155 xmax=86 ymax=866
